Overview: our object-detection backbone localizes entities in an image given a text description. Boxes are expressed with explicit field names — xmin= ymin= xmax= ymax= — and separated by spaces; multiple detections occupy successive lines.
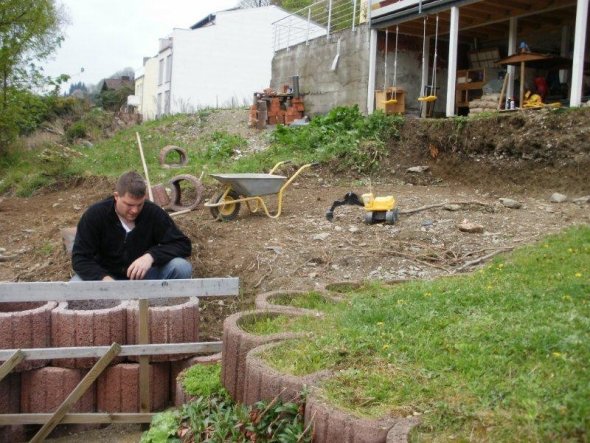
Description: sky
xmin=43 ymin=0 xmax=240 ymax=88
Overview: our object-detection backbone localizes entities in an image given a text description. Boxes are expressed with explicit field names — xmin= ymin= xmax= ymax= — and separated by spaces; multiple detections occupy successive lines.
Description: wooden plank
xmin=0 ymin=350 xmax=24 ymax=382
xmin=30 ymin=343 xmax=122 ymax=443
xmin=0 ymin=278 xmax=239 ymax=303
xmin=0 ymin=342 xmax=222 ymax=360
xmin=0 ymin=413 xmax=154 ymax=425
xmin=138 ymin=299 xmax=150 ymax=413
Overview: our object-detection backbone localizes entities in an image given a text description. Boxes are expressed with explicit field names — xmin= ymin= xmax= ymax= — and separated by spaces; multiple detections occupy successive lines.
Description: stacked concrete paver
xmin=0 ymin=296 xmax=206 ymax=441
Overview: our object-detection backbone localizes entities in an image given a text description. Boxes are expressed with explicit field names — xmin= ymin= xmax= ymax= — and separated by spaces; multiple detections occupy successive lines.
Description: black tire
xmin=209 ymin=190 xmax=241 ymax=221
xmin=168 ymin=174 xmax=205 ymax=212
xmin=385 ymin=210 xmax=396 ymax=225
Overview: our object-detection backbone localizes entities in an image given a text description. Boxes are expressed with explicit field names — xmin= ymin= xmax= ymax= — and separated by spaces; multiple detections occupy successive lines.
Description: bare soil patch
xmin=1 ymin=107 xmax=589 ymax=442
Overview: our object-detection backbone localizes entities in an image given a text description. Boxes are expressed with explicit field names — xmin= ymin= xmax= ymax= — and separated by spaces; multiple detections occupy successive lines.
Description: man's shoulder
xmin=83 ymin=196 xmax=114 ymax=217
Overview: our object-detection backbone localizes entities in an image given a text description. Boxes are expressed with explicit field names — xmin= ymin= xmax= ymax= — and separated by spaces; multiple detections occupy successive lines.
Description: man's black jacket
xmin=72 ymin=196 xmax=191 ymax=280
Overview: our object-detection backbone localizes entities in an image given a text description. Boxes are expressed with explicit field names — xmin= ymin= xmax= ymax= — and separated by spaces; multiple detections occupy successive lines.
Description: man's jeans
xmin=70 ymin=258 xmax=192 ymax=281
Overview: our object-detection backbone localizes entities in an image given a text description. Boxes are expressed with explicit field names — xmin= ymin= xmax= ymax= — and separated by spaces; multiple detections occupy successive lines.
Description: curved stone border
xmin=254 ymin=290 xmax=330 ymax=317
xmin=159 ymin=145 xmax=189 ymax=169
xmin=0 ymin=373 xmax=20 ymax=414
xmin=0 ymin=376 xmax=27 ymax=443
xmin=0 ymin=301 xmax=57 ymax=372
xmin=51 ymin=300 xmax=127 ymax=369
xmin=126 ymin=297 xmax=199 ymax=362
xmin=323 ymin=280 xmax=366 ymax=295
xmin=21 ymin=366 xmax=95 ymax=413
xmin=96 ymin=362 xmax=170 ymax=412
xmin=305 ymin=394 xmax=419 ymax=443
xmin=167 ymin=174 xmax=205 ymax=212
xmin=221 ymin=310 xmax=305 ymax=403
xmin=243 ymin=341 xmax=330 ymax=406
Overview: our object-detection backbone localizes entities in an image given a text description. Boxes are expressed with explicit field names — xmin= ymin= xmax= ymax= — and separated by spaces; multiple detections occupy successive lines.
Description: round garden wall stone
xmin=51 ymin=300 xmax=127 ymax=369
xmin=0 ymin=301 xmax=57 ymax=372
xmin=221 ymin=309 xmax=305 ymax=403
xmin=126 ymin=297 xmax=199 ymax=362
xmin=96 ymin=362 xmax=170 ymax=412
xmin=243 ymin=341 xmax=331 ymax=406
xmin=21 ymin=366 xmax=95 ymax=413
xmin=254 ymin=290 xmax=328 ymax=317
xmin=304 ymin=394 xmax=411 ymax=443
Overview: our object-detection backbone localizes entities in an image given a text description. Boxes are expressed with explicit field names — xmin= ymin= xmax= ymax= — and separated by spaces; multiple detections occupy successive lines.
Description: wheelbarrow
xmin=204 ymin=161 xmax=312 ymax=221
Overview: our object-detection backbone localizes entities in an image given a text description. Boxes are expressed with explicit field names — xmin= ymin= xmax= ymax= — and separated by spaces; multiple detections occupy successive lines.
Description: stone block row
xmin=221 ymin=283 xmax=420 ymax=443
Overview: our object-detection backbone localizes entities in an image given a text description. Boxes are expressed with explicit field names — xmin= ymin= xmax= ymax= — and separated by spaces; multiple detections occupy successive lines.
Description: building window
xmin=158 ymin=59 xmax=164 ymax=85
xmin=166 ymin=54 xmax=173 ymax=83
xmin=157 ymin=93 xmax=162 ymax=116
xmin=164 ymin=90 xmax=171 ymax=114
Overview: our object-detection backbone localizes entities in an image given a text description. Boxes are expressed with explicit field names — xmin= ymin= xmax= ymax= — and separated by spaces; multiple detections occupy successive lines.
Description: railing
xmin=273 ymin=0 xmax=368 ymax=51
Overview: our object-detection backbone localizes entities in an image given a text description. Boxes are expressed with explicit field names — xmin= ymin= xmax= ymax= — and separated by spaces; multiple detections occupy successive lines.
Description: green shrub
xmin=66 ymin=121 xmax=88 ymax=141
xmin=181 ymin=363 xmax=224 ymax=398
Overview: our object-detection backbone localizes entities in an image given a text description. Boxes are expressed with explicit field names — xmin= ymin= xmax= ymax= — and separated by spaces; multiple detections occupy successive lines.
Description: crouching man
xmin=71 ymin=171 xmax=192 ymax=281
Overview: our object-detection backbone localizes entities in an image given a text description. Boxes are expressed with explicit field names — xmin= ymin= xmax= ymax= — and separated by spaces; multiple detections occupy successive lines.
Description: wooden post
xmin=136 ymin=132 xmax=154 ymax=202
xmin=519 ymin=61 xmax=525 ymax=108
xmin=138 ymin=299 xmax=150 ymax=413
xmin=30 ymin=343 xmax=121 ymax=443
xmin=0 ymin=350 xmax=24 ymax=382
xmin=498 ymin=73 xmax=510 ymax=110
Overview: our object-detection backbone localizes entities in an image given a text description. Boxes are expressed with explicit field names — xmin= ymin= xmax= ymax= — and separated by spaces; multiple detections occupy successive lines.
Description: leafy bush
xmin=142 ymin=391 xmax=311 ymax=442
xmin=66 ymin=121 xmax=88 ymax=141
xmin=270 ymin=105 xmax=403 ymax=173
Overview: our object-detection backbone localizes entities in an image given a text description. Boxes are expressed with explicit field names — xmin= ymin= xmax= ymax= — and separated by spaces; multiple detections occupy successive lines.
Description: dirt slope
xmin=1 ymin=107 xmax=589 ymax=339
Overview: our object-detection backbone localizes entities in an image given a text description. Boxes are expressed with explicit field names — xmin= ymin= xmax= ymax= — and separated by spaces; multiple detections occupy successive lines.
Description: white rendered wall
xmin=169 ymin=6 xmax=293 ymax=112
xmin=141 ymin=56 xmax=159 ymax=120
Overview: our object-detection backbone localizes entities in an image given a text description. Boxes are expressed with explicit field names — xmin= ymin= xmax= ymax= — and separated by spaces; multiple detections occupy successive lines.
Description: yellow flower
xmin=382 ymin=344 xmax=390 ymax=350
xmin=543 ymin=244 xmax=549 ymax=248
xmin=376 ymin=322 xmax=384 ymax=327
xmin=498 ymin=263 xmax=504 ymax=268
xmin=552 ymin=352 xmax=561 ymax=358
xmin=562 ymin=295 xmax=572 ymax=301
xmin=575 ymin=272 xmax=582 ymax=278
xmin=424 ymin=292 xmax=432 ymax=297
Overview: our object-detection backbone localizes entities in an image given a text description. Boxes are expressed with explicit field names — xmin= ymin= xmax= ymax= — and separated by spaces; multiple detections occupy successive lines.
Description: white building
xmin=141 ymin=6 xmax=309 ymax=119
xmin=134 ymin=56 xmax=159 ymax=121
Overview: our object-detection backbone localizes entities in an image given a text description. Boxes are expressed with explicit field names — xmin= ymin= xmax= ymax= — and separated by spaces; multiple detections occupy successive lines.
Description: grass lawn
xmin=258 ymin=225 xmax=590 ymax=442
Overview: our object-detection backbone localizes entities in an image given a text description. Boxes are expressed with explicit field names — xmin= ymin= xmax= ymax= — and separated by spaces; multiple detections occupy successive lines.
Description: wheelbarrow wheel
xmin=209 ymin=190 xmax=241 ymax=221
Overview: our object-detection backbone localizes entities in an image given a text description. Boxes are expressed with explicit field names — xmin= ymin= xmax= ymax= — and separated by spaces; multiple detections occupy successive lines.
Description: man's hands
xmin=127 ymin=253 xmax=155 ymax=280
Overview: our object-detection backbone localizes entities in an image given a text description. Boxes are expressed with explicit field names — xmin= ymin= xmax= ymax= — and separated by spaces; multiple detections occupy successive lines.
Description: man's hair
xmin=116 ymin=171 xmax=147 ymax=197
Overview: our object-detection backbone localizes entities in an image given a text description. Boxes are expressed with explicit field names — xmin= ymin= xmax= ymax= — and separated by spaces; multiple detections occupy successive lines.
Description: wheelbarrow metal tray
xmin=209 ymin=173 xmax=287 ymax=197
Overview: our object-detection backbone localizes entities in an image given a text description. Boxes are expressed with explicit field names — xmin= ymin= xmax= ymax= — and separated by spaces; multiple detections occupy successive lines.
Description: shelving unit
xmin=455 ymin=68 xmax=502 ymax=110
xmin=375 ymin=87 xmax=405 ymax=114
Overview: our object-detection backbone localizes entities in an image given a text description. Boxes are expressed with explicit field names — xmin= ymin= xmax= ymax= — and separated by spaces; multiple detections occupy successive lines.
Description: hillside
xmin=0 ymin=108 xmax=589 ymax=342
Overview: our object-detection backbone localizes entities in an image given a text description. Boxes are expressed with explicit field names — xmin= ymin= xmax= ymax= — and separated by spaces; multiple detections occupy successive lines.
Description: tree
xmin=0 ymin=0 xmax=65 ymax=152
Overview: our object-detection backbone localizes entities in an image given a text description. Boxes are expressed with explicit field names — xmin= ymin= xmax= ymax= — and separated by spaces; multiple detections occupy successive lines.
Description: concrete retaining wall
xmin=0 ymin=302 xmax=57 ymax=372
xmin=126 ymin=297 xmax=200 ymax=362
xmin=272 ymin=27 xmax=372 ymax=116
xmin=51 ymin=301 xmax=127 ymax=368
xmin=21 ymin=367 xmax=95 ymax=413
xmin=96 ymin=363 xmax=169 ymax=412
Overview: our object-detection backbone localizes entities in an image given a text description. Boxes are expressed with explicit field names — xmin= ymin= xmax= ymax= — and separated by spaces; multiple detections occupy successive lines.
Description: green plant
xmin=202 ymin=131 xmax=247 ymax=161
xmin=143 ymin=390 xmax=311 ymax=442
xmin=181 ymin=363 xmax=224 ymax=398
xmin=141 ymin=410 xmax=181 ymax=443
xmin=66 ymin=121 xmax=88 ymax=141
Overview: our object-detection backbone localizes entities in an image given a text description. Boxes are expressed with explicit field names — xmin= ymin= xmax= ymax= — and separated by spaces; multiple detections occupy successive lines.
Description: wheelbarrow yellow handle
xmin=268 ymin=160 xmax=293 ymax=174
